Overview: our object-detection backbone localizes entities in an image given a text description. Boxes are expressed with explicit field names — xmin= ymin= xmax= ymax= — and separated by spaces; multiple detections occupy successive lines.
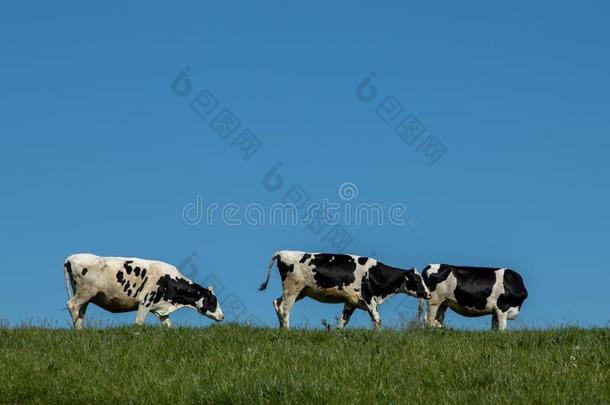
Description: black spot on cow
xmin=140 ymin=269 xmax=146 ymax=279
xmin=357 ymin=257 xmax=368 ymax=266
xmin=277 ymin=258 xmax=295 ymax=282
xmin=309 ymin=254 xmax=357 ymax=289
xmin=153 ymin=290 xmax=162 ymax=303
xmin=65 ymin=261 xmax=76 ymax=290
xmin=198 ymin=288 xmax=218 ymax=313
xmin=422 ymin=265 xmax=452 ymax=292
xmin=449 ymin=265 xmax=496 ymax=310
xmin=134 ymin=277 xmax=148 ymax=297
xmin=124 ymin=261 xmax=134 ymax=275
xmin=82 ymin=268 xmax=88 ymax=276
xmin=134 ymin=267 xmax=141 ymax=277
xmin=65 ymin=261 xmax=74 ymax=278
xmin=299 ymin=253 xmax=311 ymax=263
xmin=123 ymin=281 xmax=131 ymax=292
xmin=497 ymin=269 xmax=528 ymax=312
xmin=361 ymin=263 xmax=407 ymax=304
xmin=154 ymin=275 xmax=217 ymax=312
xmin=65 ymin=261 xmax=72 ymax=275
xmin=127 ymin=289 xmax=133 ymax=296
xmin=116 ymin=271 xmax=124 ymax=284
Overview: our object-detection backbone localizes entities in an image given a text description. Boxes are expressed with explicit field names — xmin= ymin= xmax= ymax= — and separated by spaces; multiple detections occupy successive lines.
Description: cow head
xmin=402 ymin=268 xmax=431 ymax=299
xmin=195 ymin=285 xmax=224 ymax=321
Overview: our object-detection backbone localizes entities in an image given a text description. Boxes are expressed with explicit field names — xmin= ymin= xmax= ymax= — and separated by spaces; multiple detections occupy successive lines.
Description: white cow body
xmin=64 ymin=253 xmax=223 ymax=329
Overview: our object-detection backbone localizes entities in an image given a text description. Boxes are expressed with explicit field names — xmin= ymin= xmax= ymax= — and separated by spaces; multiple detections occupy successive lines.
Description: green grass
xmin=1 ymin=325 xmax=610 ymax=404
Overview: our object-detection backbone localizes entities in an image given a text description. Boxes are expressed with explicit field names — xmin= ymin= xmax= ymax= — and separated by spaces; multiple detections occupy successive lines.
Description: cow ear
xmin=208 ymin=285 xmax=215 ymax=293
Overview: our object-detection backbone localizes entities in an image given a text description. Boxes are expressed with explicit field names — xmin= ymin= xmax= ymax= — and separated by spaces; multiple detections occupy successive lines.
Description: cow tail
xmin=64 ymin=260 xmax=75 ymax=299
xmin=258 ymin=252 xmax=280 ymax=291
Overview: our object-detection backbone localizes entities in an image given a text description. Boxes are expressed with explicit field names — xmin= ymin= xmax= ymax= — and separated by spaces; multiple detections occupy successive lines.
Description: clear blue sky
xmin=1 ymin=2 xmax=609 ymax=329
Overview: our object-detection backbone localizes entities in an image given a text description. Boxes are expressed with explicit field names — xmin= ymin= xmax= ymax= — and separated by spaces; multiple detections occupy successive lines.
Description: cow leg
xmin=71 ymin=301 xmax=89 ymax=330
xmin=491 ymin=313 xmax=499 ymax=330
xmin=276 ymin=290 xmax=301 ymax=330
xmin=158 ymin=315 xmax=172 ymax=328
xmin=134 ymin=304 xmax=151 ymax=326
xmin=67 ymin=291 xmax=95 ymax=330
xmin=366 ymin=303 xmax=381 ymax=330
xmin=495 ymin=310 xmax=508 ymax=331
xmin=435 ymin=305 xmax=448 ymax=326
xmin=150 ymin=310 xmax=172 ymax=328
xmin=337 ymin=304 xmax=356 ymax=329
xmin=425 ymin=303 xmax=442 ymax=328
xmin=273 ymin=297 xmax=283 ymax=327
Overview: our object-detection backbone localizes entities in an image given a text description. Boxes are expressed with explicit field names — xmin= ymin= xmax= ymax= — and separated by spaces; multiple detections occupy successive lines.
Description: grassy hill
xmin=1 ymin=325 xmax=609 ymax=404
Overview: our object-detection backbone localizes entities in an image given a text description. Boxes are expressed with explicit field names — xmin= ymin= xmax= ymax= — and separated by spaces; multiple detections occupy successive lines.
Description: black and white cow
xmin=259 ymin=250 xmax=430 ymax=329
xmin=419 ymin=264 xmax=528 ymax=331
xmin=63 ymin=253 xmax=224 ymax=329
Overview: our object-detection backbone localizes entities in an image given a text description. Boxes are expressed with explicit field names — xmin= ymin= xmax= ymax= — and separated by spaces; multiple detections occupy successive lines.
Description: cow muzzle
xmin=208 ymin=308 xmax=224 ymax=322
xmin=416 ymin=289 xmax=431 ymax=299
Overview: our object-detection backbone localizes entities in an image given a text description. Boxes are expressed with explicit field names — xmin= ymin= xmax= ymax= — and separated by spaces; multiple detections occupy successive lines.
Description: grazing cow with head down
xmin=419 ymin=264 xmax=528 ymax=331
xmin=63 ymin=253 xmax=224 ymax=329
xmin=259 ymin=250 xmax=430 ymax=330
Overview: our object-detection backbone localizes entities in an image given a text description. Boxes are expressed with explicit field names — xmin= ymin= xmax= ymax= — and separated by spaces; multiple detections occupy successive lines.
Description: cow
xmin=419 ymin=264 xmax=528 ymax=331
xmin=258 ymin=250 xmax=430 ymax=330
xmin=63 ymin=253 xmax=224 ymax=329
